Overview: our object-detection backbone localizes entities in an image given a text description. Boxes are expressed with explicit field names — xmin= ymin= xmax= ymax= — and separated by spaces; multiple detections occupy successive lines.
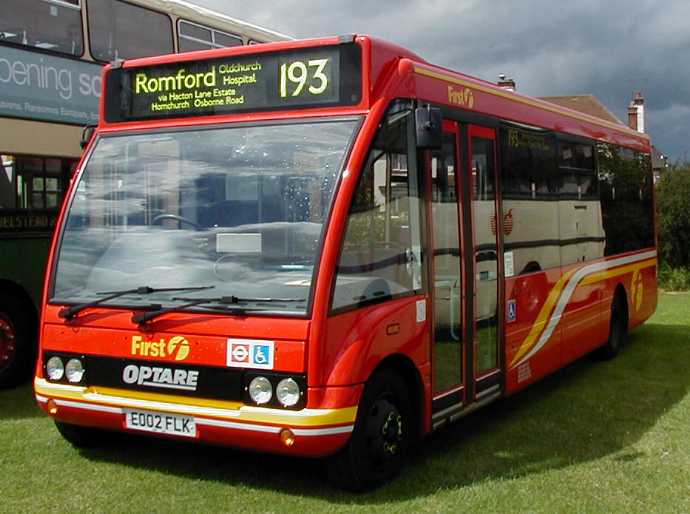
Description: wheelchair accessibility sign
xmin=507 ymin=299 xmax=517 ymax=323
xmin=227 ymin=338 xmax=275 ymax=370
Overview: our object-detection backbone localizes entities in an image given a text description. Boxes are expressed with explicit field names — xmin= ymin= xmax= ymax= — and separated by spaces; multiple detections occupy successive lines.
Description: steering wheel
xmin=151 ymin=213 xmax=202 ymax=230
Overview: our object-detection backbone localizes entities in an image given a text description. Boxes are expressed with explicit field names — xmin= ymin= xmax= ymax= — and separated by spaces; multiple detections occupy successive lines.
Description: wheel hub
xmin=0 ymin=314 xmax=17 ymax=369
xmin=366 ymin=399 xmax=404 ymax=461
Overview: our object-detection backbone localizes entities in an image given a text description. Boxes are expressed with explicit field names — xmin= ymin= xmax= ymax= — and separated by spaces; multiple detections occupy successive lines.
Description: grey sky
xmin=193 ymin=0 xmax=690 ymax=160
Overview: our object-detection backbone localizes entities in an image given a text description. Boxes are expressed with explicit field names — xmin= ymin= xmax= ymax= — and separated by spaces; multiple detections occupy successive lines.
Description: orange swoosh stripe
xmin=509 ymin=268 xmax=577 ymax=367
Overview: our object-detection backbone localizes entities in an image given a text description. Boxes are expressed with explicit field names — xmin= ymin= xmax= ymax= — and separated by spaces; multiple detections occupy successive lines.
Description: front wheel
xmin=327 ymin=369 xmax=412 ymax=491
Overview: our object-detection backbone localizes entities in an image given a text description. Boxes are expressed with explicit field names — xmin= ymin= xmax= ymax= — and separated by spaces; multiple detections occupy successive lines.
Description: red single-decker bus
xmin=35 ymin=35 xmax=657 ymax=490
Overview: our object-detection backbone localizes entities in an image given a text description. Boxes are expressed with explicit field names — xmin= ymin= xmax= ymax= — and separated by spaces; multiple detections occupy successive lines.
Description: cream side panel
xmin=0 ymin=118 xmax=82 ymax=158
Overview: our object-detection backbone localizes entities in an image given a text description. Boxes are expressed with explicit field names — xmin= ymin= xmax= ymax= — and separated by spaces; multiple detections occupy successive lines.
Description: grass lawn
xmin=1 ymin=293 xmax=688 ymax=513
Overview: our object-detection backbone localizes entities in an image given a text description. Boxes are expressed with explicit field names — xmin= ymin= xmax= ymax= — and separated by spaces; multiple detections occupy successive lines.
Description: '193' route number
xmin=279 ymin=58 xmax=330 ymax=98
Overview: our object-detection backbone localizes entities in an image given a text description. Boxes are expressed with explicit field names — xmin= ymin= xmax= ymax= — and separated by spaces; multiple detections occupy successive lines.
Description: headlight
xmin=248 ymin=376 xmax=272 ymax=405
xmin=46 ymin=356 xmax=64 ymax=381
xmin=276 ymin=378 xmax=300 ymax=407
xmin=65 ymin=358 xmax=85 ymax=383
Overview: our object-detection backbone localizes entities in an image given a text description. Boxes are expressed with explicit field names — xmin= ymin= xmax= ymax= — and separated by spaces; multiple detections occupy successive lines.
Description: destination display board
xmin=105 ymin=43 xmax=362 ymax=122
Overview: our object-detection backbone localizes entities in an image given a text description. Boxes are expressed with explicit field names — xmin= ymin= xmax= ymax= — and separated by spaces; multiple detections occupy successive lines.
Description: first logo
xmin=131 ymin=335 xmax=190 ymax=361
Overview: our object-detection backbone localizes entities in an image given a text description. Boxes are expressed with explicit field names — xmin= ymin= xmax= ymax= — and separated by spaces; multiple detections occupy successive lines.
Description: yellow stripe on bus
xmin=509 ymin=256 xmax=656 ymax=368
xmin=509 ymin=268 xmax=578 ymax=367
xmin=580 ymin=258 xmax=656 ymax=286
xmin=34 ymin=379 xmax=357 ymax=428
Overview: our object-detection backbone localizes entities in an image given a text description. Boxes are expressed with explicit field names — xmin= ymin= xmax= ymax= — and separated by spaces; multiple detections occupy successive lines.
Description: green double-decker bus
xmin=0 ymin=0 xmax=289 ymax=386
xmin=1 ymin=155 xmax=78 ymax=386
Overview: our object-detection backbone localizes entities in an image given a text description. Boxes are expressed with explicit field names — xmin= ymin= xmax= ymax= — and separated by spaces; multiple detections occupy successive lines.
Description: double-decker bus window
xmin=598 ymin=143 xmax=654 ymax=255
xmin=45 ymin=159 xmax=63 ymax=208
xmin=88 ymin=0 xmax=173 ymax=61
xmin=0 ymin=156 xmax=16 ymax=209
xmin=500 ymin=127 xmax=559 ymax=275
xmin=22 ymin=157 xmax=46 ymax=209
xmin=215 ymin=32 xmax=243 ymax=48
xmin=0 ymin=0 xmax=83 ymax=56
xmin=178 ymin=20 xmax=243 ymax=52
xmin=10 ymin=156 xmax=69 ymax=210
xmin=332 ymin=110 xmax=423 ymax=312
xmin=0 ymin=154 xmax=72 ymax=234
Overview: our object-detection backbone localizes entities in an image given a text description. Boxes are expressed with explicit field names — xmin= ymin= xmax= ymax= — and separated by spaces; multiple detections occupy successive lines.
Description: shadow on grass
xmin=66 ymin=322 xmax=689 ymax=503
xmin=0 ymin=384 xmax=44 ymax=420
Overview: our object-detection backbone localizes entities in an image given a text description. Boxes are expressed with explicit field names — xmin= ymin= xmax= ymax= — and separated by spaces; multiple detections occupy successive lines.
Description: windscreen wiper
xmin=58 ymin=285 xmax=215 ymax=320
xmin=132 ymin=295 xmax=306 ymax=326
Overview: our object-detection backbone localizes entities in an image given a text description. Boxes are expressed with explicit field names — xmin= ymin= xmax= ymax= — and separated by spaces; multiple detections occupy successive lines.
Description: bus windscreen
xmin=105 ymin=43 xmax=362 ymax=122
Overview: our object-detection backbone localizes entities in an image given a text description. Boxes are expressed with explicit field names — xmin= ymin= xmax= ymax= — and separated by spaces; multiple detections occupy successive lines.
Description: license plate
xmin=125 ymin=409 xmax=196 ymax=438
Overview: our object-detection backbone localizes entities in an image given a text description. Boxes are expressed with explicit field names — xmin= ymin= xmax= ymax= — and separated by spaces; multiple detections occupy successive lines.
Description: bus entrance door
xmin=429 ymin=121 xmax=467 ymax=420
xmin=467 ymin=125 xmax=503 ymax=400
xmin=429 ymin=122 xmax=505 ymax=426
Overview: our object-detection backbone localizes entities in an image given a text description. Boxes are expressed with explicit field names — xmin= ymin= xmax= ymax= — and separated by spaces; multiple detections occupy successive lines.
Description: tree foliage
xmin=656 ymin=164 xmax=690 ymax=267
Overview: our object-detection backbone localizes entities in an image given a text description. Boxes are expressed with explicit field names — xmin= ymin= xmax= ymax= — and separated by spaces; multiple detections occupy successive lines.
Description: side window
xmin=500 ymin=127 xmax=559 ymax=275
xmin=558 ymin=140 xmax=600 ymax=267
xmin=0 ymin=154 xmax=74 ymax=234
xmin=331 ymin=110 xmax=422 ymax=312
xmin=598 ymin=143 xmax=654 ymax=255
xmin=0 ymin=155 xmax=17 ymax=210
xmin=558 ymin=141 xmax=597 ymax=200
xmin=178 ymin=20 xmax=243 ymax=52
xmin=88 ymin=0 xmax=173 ymax=61
xmin=501 ymin=127 xmax=559 ymax=199
xmin=0 ymin=0 xmax=84 ymax=56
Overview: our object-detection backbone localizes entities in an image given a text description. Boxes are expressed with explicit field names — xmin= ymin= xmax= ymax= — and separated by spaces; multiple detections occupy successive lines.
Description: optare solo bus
xmin=35 ymin=35 xmax=657 ymax=491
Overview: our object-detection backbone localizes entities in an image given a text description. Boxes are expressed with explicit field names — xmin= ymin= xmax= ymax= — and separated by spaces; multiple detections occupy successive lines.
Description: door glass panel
xmin=432 ymin=132 xmax=463 ymax=394
xmin=471 ymin=137 xmax=499 ymax=374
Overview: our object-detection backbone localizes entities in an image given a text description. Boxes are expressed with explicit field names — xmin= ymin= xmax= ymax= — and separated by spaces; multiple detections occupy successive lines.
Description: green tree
xmin=657 ymin=164 xmax=690 ymax=267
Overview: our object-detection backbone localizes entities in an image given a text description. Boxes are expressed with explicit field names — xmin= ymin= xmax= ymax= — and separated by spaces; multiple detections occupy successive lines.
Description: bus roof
xmin=98 ymin=34 xmax=650 ymax=151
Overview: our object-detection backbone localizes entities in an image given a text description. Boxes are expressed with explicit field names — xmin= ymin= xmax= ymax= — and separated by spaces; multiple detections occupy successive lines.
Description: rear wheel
xmin=327 ymin=369 xmax=412 ymax=491
xmin=0 ymin=293 xmax=35 ymax=388
xmin=55 ymin=422 xmax=109 ymax=449
xmin=597 ymin=293 xmax=628 ymax=360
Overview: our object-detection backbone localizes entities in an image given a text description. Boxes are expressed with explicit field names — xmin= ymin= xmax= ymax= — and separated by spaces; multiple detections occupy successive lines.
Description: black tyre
xmin=327 ymin=368 xmax=412 ymax=491
xmin=0 ymin=293 xmax=35 ymax=388
xmin=55 ymin=421 xmax=109 ymax=449
xmin=597 ymin=293 xmax=628 ymax=360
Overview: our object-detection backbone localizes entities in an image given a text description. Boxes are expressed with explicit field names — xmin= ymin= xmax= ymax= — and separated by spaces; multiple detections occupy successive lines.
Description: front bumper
xmin=35 ymin=378 xmax=357 ymax=457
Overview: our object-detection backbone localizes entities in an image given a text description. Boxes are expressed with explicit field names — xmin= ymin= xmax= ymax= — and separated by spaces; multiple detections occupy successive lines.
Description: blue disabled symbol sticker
xmin=252 ymin=344 xmax=271 ymax=366
xmin=507 ymin=299 xmax=517 ymax=323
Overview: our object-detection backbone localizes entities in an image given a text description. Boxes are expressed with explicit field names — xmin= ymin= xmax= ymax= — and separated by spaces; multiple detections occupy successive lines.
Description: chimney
xmin=497 ymin=74 xmax=516 ymax=91
xmin=628 ymin=91 xmax=644 ymax=133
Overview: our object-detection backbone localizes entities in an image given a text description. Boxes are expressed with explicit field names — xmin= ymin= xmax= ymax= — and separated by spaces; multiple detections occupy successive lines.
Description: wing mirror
xmin=415 ymin=105 xmax=442 ymax=149
xmin=80 ymin=125 xmax=96 ymax=150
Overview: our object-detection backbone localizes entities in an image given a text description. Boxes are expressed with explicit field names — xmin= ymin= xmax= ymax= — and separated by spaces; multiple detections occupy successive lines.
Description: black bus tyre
xmin=597 ymin=294 xmax=628 ymax=360
xmin=327 ymin=368 xmax=412 ymax=491
xmin=55 ymin=421 xmax=109 ymax=449
xmin=0 ymin=293 xmax=35 ymax=388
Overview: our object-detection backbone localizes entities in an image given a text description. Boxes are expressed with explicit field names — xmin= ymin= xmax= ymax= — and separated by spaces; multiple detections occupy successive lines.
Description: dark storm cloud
xmin=194 ymin=0 xmax=690 ymax=159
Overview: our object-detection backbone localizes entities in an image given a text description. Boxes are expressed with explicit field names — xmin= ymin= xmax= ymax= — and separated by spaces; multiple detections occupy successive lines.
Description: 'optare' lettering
xmin=122 ymin=364 xmax=199 ymax=391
